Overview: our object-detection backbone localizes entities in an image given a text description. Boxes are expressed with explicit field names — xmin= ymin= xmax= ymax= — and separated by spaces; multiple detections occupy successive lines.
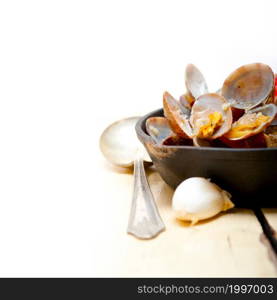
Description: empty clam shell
xmin=163 ymin=91 xmax=193 ymax=138
xmin=224 ymin=104 xmax=277 ymax=141
xmin=185 ymin=64 xmax=208 ymax=100
xmin=146 ymin=117 xmax=174 ymax=144
xmin=190 ymin=93 xmax=233 ymax=140
xmin=222 ymin=63 xmax=274 ymax=110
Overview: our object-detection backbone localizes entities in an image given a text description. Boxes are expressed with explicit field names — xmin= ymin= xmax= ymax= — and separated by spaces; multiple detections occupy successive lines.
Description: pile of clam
xmin=146 ymin=63 xmax=277 ymax=148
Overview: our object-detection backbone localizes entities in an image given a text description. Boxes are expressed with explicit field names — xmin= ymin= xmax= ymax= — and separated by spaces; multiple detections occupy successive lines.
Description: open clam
xmin=185 ymin=64 xmax=209 ymax=101
xmin=146 ymin=116 xmax=193 ymax=146
xmin=222 ymin=63 xmax=274 ymax=110
xmin=146 ymin=117 xmax=173 ymax=144
xmin=190 ymin=93 xmax=232 ymax=140
xmin=163 ymin=91 xmax=193 ymax=139
xmin=224 ymin=104 xmax=277 ymax=141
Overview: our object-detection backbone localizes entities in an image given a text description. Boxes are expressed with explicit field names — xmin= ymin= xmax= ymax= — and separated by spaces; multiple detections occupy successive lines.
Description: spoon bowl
xmin=100 ymin=117 xmax=151 ymax=167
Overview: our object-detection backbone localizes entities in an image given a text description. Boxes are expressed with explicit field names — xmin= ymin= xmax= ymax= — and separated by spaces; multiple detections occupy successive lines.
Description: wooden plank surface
xmin=95 ymin=154 xmax=277 ymax=277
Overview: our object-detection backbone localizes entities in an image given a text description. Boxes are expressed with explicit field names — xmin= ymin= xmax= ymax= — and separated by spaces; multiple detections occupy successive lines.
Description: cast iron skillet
xmin=136 ymin=109 xmax=277 ymax=207
xmin=136 ymin=108 xmax=277 ymax=253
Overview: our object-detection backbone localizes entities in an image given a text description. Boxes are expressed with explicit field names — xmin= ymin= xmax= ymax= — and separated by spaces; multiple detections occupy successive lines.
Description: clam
xmin=146 ymin=117 xmax=175 ymax=144
xmin=185 ymin=64 xmax=209 ymax=101
xmin=224 ymin=104 xmax=277 ymax=141
xmin=163 ymin=91 xmax=193 ymax=139
xmin=146 ymin=117 xmax=193 ymax=146
xmin=222 ymin=63 xmax=274 ymax=110
xmin=190 ymin=93 xmax=233 ymax=140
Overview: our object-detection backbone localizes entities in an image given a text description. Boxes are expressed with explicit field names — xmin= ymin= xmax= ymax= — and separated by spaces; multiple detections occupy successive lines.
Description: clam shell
xmin=146 ymin=117 xmax=174 ymax=145
xmin=185 ymin=64 xmax=208 ymax=100
xmin=224 ymin=104 xmax=277 ymax=141
xmin=163 ymin=91 xmax=193 ymax=138
xmin=190 ymin=93 xmax=233 ymax=140
xmin=222 ymin=63 xmax=274 ymax=110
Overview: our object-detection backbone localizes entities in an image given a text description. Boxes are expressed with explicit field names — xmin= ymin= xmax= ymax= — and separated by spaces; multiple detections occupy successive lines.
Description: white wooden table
xmin=95 ymin=151 xmax=277 ymax=277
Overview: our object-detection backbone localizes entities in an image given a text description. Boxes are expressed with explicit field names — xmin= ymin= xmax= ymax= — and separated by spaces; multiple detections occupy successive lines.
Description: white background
xmin=0 ymin=0 xmax=276 ymax=276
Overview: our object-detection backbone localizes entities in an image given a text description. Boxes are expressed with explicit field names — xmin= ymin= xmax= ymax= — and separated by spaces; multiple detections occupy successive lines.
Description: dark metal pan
xmin=136 ymin=108 xmax=277 ymax=208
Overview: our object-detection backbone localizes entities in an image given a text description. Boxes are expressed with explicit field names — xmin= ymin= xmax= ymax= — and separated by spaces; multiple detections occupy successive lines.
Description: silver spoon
xmin=99 ymin=117 xmax=165 ymax=239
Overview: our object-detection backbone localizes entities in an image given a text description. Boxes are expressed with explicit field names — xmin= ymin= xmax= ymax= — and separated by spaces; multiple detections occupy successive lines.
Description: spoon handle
xmin=127 ymin=156 xmax=165 ymax=239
